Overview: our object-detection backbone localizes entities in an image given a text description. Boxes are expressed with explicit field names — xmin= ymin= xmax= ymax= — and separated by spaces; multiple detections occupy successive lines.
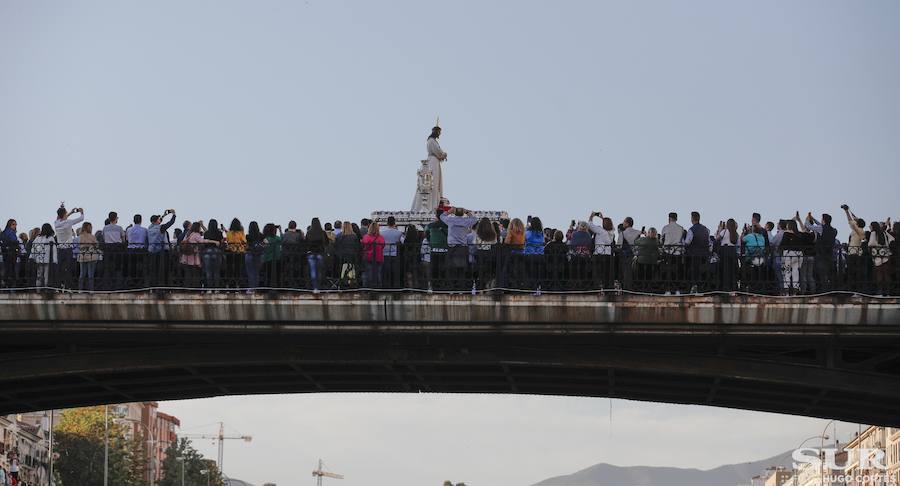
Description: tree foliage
xmin=157 ymin=438 xmax=224 ymax=486
xmin=53 ymin=406 xmax=143 ymax=486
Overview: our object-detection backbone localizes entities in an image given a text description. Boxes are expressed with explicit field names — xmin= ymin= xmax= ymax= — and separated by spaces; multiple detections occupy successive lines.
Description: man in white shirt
xmin=102 ymin=211 xmax=127 ymax=288
xmin=660 ymin=212 xmax=685 ymax=290
xmin=660 ymin=212 xmax=685 ymax=255
xmin=54 ymin=205 xmax=85 ymax=287
xmin=380 ymin=216 xmax=405 ymax=288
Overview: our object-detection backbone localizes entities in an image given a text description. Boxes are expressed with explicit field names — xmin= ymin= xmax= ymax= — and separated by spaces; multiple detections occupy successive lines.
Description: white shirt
xmin=54 ymin=213 xmax=84 ymax=245
xmin=661 ymin=222 xmax=685 ymax=255
xmin=380 ymin=226 xmax=404 ymax=257
xmin=587 ymin=220 xmax=615 ymax=255
xmin=716 ymin=228 xmax=740 ymax=247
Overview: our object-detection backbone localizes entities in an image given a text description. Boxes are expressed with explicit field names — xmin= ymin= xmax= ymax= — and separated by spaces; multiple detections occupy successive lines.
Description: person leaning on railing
xmin=544 ymin=230 xmax=568 ymax=287
xmin=54 ymin=205 xmax=84 ymax=288
xmin=634 ymin=228 xmax=660 ymax=284
xmin=29 ymin=224 xmax=57 ymax=288
xmin=715 ymin=219 xmax=740 ymax=292
xmin=380 ymin=216 xmax=404 ymax=288
xmin=399 ymin=224 xmax=422 ymax=288
xmin=472 ymin=217 xmax=499 ymax=288
xmin=890 ymin=221 xmax=900 ymax=292
xmin=660 ymin=212 xmax=685 ymax=287
xmin=0 ymin=219 xmax=19 ymax=288
xmin=179 ymin=221 xmax=220 ymax=288
xmin=75 ymin=222 xmax=101 ymax=291
xmin=260 ymin=223 xmax=283 ymax=287
xmin=791 ymin=212 xmax=817 ymax=294
xmin=244 ymin=221 xmax=264 ymax=290
xmin=523 ymin=216 xmax=545 ymax=288
xmin=684 ymin=212 xmax=710 ymax=292
xmin=566 ymin=221 xmax=592 ymax=285
xmin=740 ymin=224 xmax=767 ymax=290
xmin=804 ymin=211 xmax=838 ymax=292
xmin=102 ymin=212 xmax=127 ymax=288
xmin=587 ymin=212 xmax=615 ymax=287
xmin=426 ymin=209 xmax=449 ymax=287
xmin=334 ymin=222 xmax=361 ymax=287
xmin=224 ymin=218 xmax=246 ymax=287
xmin=499 ymin=218 xmax=526 ymax=288
xmin=202 ymin=219 xmax=226 ymax=289
xmin=361 ymin=221 xmax=386 ymax=288
xmin=778 ymin=219 xmax=804 ymax=295
xmin=147 ymin=209 xmax=177 ymax=287
xmin=281 ymin=220 xmax=306 ymax=288
xmin=617 ymin=217 xmax=641 ymax=289
xmin=440 ymin=207 xmax=478 ymax=288
xmin=868 ymin=220 xmax=894 ymax=296
xmin=305 ymin=218 xmax=328 ymax=291
xmin=842 ymin=204 xmax=867 ymax=285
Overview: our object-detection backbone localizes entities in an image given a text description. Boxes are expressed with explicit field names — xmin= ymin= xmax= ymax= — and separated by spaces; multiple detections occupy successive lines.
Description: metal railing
xmin=1 ymin=241 xmax=898 ymax=295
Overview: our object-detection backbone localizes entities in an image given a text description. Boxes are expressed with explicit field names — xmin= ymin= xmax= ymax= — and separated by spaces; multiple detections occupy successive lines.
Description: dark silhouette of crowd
xmin=1 ymin=203 xmax=898 ymax=296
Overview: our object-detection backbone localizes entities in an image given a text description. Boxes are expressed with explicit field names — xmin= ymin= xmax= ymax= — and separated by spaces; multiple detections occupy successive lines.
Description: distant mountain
xmin=532 ymin=449 xmax=794 ymax=486
xmin=225 ymin=480 xmax=255 ymax=486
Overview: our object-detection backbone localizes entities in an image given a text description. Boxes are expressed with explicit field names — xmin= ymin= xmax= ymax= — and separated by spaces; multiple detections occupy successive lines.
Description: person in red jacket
xmin=361 ymin=222 xmax=385 ymax=288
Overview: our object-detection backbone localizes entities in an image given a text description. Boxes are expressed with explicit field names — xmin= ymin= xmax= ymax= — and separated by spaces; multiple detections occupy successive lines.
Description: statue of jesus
xmin=411 ymin=120 xmax=447 ymax=212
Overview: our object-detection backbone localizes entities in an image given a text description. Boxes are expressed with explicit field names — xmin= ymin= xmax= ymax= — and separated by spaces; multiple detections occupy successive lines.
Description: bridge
xmin=1 ymin=291 xmax=899 ymax=426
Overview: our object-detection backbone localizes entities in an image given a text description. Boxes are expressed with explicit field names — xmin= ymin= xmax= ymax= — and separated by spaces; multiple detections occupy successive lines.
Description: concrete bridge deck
xmin=1 ymin=292 xmax=899 ymax=425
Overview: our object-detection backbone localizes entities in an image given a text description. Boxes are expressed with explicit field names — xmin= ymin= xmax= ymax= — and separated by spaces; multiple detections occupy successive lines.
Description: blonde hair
xmin=368 ymin=221 xmax=381 ymax=237
xmin=342 ymin=222 xmax=354 ymax=235
xmin=505 ymin=218 xmax=525 ymax=245
xmin=80 ymin=222 xmax=93 ymax=234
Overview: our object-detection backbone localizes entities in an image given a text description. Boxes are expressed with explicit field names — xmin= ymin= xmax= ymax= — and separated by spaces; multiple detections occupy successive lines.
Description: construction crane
xmin=311 ymin=459 xmax=344 ymax=486
xmin=182 ymin=422 xmax=252 ymax=476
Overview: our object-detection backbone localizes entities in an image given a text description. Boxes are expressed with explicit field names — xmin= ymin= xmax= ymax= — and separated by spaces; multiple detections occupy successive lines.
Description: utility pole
xmin=47 ymin=410 xmax=55 ymax=486
xmin=104 ymin=405 xmax=109 ymax=486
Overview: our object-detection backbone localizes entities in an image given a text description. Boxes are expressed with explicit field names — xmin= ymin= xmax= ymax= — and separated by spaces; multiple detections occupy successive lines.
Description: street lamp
xmin=795 ymin=435 xmax=828 ymax=486
xmin=176 ymin=457 xmax=185 ymax=486
xmin=200 ymin=469 xmax=211 ymax=486
xmin=820 ymin=420 xmax=836 ymax=486
xmin=798 ymin=435 xmax=829 ymax=449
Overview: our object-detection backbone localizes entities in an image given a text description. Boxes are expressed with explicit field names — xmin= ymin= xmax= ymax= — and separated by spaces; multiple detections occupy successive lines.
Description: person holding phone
xmin=54 ymin=205 xmax=85 ymax=287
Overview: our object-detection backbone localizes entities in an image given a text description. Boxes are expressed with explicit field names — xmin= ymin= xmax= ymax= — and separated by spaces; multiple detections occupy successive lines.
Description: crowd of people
xmin=0 ymin=203 xmax=898 ymax=295
xmin=0 ymin=454 xmax=21 ymax=486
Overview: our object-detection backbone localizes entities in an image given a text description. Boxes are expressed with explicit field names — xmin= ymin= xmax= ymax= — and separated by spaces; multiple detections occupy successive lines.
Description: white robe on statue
xmin=411 ymin=137 xmax=446 ymax=212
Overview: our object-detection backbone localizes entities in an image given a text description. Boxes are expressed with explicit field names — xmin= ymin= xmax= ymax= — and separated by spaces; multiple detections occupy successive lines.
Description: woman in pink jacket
xmin=179 ymin=221 xmax=221 ymax=288
xmin=361 ymin=222 xmax=385 ymax=288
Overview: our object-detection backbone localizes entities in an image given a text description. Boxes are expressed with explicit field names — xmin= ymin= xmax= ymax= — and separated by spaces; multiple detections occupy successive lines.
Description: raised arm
xmin=69 ymin=211 xmax=85 ymax=226
xmin=161 ymin=211 xmax=177 ymax=231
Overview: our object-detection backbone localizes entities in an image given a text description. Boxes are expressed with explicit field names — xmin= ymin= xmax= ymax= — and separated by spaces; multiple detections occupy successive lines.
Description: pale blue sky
xmin=1 ymin=1 xmax=897 ymax=485
xmin=1 ymin=0 xmax=898 ymax=232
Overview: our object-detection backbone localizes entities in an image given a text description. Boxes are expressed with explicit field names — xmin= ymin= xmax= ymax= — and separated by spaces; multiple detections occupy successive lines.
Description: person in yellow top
xmin=225 ymin=218 xmax=247 ymax=287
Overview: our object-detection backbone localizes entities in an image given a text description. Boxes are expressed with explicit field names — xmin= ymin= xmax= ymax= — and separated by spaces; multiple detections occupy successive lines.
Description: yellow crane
xmin=312 ymin=459 xmax=344 ymax=486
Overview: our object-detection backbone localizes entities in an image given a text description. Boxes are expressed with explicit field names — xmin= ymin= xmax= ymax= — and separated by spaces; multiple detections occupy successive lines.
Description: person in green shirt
xmin=261 ymin=223 xmax=283 ymax=287
xmin=425 ymin=209 xmax=449 ymax=287
xmin=634 ymin=228 xmax=660 ymax=284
